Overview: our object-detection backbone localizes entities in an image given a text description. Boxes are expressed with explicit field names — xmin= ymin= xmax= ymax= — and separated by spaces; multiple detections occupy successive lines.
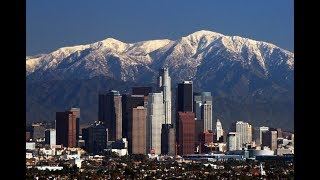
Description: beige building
xmin=132 ymin=106 xmax=147 ymax=154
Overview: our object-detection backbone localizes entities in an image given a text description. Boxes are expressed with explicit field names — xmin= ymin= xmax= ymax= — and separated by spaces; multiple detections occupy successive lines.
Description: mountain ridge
xmin=26 ymin=30 xmax=294 ymax=130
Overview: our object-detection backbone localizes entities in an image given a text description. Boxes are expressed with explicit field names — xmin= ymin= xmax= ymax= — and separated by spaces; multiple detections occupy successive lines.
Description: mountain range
xmin=26 ymin=30 xmax=294 ymax=130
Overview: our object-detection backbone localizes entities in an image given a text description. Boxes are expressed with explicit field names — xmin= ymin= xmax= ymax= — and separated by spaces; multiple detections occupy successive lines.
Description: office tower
xmin=194 ymin=92 xmax=213 ymax=132
xmin=161 ymin=124 xmax=176 ymax=155
xmin=70 ymin=107 xmax=80 ymax=146
xmin=178 ymin=112 xmax=195 ymax=155
xmin=32 ymin=123 xmax=46 ymax=140
xmin=177 ymin=81 xmax=193 ymax=112
xmin=45 ymin=129 xmax=56 ymax=146
xmin=200 ymin=131 xmax=214 ymax=145
xmin=231 ymin=121 xmax=252 ymax=150
xmin=147 ymin=93 xmax=165 ymax=155
xmin=202 ymin=104 xmax=212 ymax=131
xmin=82 ymin=121 xmax=108 ymax=154
xmin=276 ymin=128 xmax=283 ymax=138
xmin=176 ymin=81 xmax=193 ymax=146
xmin=248 ymin=124 xmax=252 ymax=144
xmin=194 ymin=119 xmax=204 ymax=144
xmin=262 ymin=130 xmax=278 ymax=151
xmin=227 ymin=132 xmax=237 ymax=151
xmin=132 ymin=86 xmax=153 ymax=96
xmin=56 ymin=111 xmax=77 ymax=147
xmin=132 ymin=106 xmax=147 ymax=155
xmin=158 ymin=68 xmax=172 ymax=124
xmin=215 ymin=119 xmax=224 ymax=142
xmin=99 ymin=90 xmax=122 ymax=141
xmin=253 ymin=126 xmax=269 ymax=145
xmin=121 ymin=94 xmax=145 ymax=141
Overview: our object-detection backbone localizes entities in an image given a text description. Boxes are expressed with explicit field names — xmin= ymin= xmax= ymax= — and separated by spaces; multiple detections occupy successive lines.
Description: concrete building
xmin=26 ymin=142 xmax=36 ymax=150
xmin=253 ymin=126 xmax=269 ymax=145
xmin=177 ymin=112 xmax=195 ymax=155
xmin=161 ymin=124 xmax=175 ymax=155
xmin=98 ymin=90 xmax=122 ymax=141
xmin=215 ymin=119 xmax=223 ymax=142
xmin=158 ymin=68 xmax=172 ymax=125
xmin=262 ymin=130 xmax=278 ymax=151
xmin=121 ymin=94 xmax=145 ymax=140
xmin=69 ymin=107 xmax=81 ymax=145
xmin=45 ymin=129 xmax=56 ymax=146
xmin=231 ymin=121 xmax=252 ymax=150
xmin=56 ymin=110 xmax=77 ymax=147
xmin=193 ymin=92 xmax=213 ymax=132
xmin=132 ymin=106 xmax=147 ymax=155
xmin=32 ymin=123 xmax=46 ymax=140
xmin=227 ymin=132 xmax=237 ymax=151
xmin=147 ymin=93 xmax=165 ymax=155
xmin=82 ymin=121 xmax=108 ymax=154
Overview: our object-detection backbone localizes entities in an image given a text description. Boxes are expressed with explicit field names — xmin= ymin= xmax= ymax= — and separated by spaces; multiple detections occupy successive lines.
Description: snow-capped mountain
xmin=26 ymin=30 xmax=294 ymax=129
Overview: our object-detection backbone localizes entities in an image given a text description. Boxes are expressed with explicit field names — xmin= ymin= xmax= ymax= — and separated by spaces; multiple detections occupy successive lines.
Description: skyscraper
xmin=45 ymin=129 xmax=56 ymax=146
xmin=227 ymin=132 xmax=237 ymax=151
xmin=178 ymin=112 xmax=195 ymax=155
xmin=56 ymin=111 xmax=77 ymax=147
xmin=31 ymin=123 xmax=46 ymax=141
xmin=262 ymin=130 xmax=277 ymax=151
xmin=177 ymin=81 xmax=193 ymax=112
xmin=147 ymin=93 xmax=165 ymax=155
xmin=231 ymin=121 xmax=252 ymax=150
xmin=132 ymin=106 xmax=147 ymax=155
xmin=82 ymin=121 xmax=108 ymax=154
xmin=132 ymin=86 xmax=153 ymax=96
xmin=70 ymin=107 xmax=80 ymax=145
xmin=98 ymin=90 xmax=122 ymax=141
xmin=253 ymin=126 xmax=269 ymax=145
xmin=215 ymin=119 xmax=224 ymax=142
xmin=158 ymin=68 xmax=172 ymax=125
xmin=194 ymin=92 xmax=213 ymax=132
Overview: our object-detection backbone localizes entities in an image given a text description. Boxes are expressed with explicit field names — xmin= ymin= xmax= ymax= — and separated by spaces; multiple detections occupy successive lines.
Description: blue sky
xmin=27 ymin=0 xmax=294 ymax=56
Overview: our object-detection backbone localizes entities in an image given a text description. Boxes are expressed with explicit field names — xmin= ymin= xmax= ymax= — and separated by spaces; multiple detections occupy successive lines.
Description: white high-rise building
xmin=253 ymin=126 xmax=269 ymax=145
xmin=215 ymin=119 xmax=223 ymax=141
xmin=147 ymin=93 xmax=165 ymax=155
xmin=45 ymin=129 xmax=56 ymax=146
xmin=194 ymin=92 xmax=213 ymax=132
xmin=234 ymin=121 xmax=252 ymax=150
xmin=227 ymin=132 xmax=237 ymax=151
xmin=202 ymin=104 xmax=212 ymax=131
xmin=158 ymin=68 xmax=172 ymax=125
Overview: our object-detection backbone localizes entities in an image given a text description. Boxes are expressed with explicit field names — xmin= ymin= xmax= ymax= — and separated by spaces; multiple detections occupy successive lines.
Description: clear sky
xmin=27 ymin=0 xmax=294 ymax=56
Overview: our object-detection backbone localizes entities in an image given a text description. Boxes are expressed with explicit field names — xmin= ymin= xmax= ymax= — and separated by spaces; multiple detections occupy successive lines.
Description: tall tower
xmin=177 ymin=81 xmax=193 ymax=112
xmin=56 ymin=111 xmax=77 ymax=147
xmin=232 ymin=121 xmax=252 ymax=150
xmin=98 ymin=90 xmax=122 ymax=141
xmin=146 ymin=92 xmax=164 ymax=155
xmin=158 ymin=68 xmax=172 ymax=125
xmin=132 ymin=106 xmax=147 ymax=155
xmin=215 ymin=119 xmax=223 ymax=142
xmin=70 ymin=107 xmax=80 ymax=145
xmin=178 ymin=112 xmax=195 ymax=155
xmin=194 ymin=92 xmax=213 ymax=132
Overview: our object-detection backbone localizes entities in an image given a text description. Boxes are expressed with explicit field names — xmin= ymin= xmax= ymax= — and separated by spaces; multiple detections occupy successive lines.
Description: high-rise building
xmin=177 ymin=81 xmax=193 ymax=112
xmin=132 ymin=106 xmax=147 ymax=155
xmin=177 ymin=112 xmax=195 ymax=155
xmin=32 ymin=123 xmax=46 ymax=140
xmin=45 ymin=129 xmax=56 ymax=146
xmin=98 ymin=90 xmax=122 ymax=141
xmin=215 ymin=119 xmax=224 ymax=142
xmin=82 ymin=121 xmax=108 ymax=154
xmin=227 ymin=132 xmax=237 ymax=151
xmin=146 ymin=93 xmax=165 ymax=155
xmin=231 ymin=121 xmax=252 ymax=150
xmin=56 ymin=111 xmax=77 ymax=147
xmin=132 ymin=87 xmax=153 ymax=96
xmin=70 ymin=107 xmax=80 ymax=145
xmin=253 ymin=126 xmax=269 ymax=145
xmin=194 ymin=119 xmax=204 ymax=144
xmin=262 ymin=130 xmax=277 ymax=151
xmin=158 ymin=68 xmax=172 ymax=125
xmin=161 ymin=124 xmax=176 ymax=155
xmin=276 ymin=128 xmax=283 ymax=138
xmin=121 ymin=94 xmax=145 ymax=140
xmin=194 ymin=92 xmax=213 ymax=132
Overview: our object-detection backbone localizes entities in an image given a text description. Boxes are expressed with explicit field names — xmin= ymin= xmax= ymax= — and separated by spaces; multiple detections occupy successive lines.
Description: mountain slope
xmin=26 ymin=30 xmax=294 ymax=130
